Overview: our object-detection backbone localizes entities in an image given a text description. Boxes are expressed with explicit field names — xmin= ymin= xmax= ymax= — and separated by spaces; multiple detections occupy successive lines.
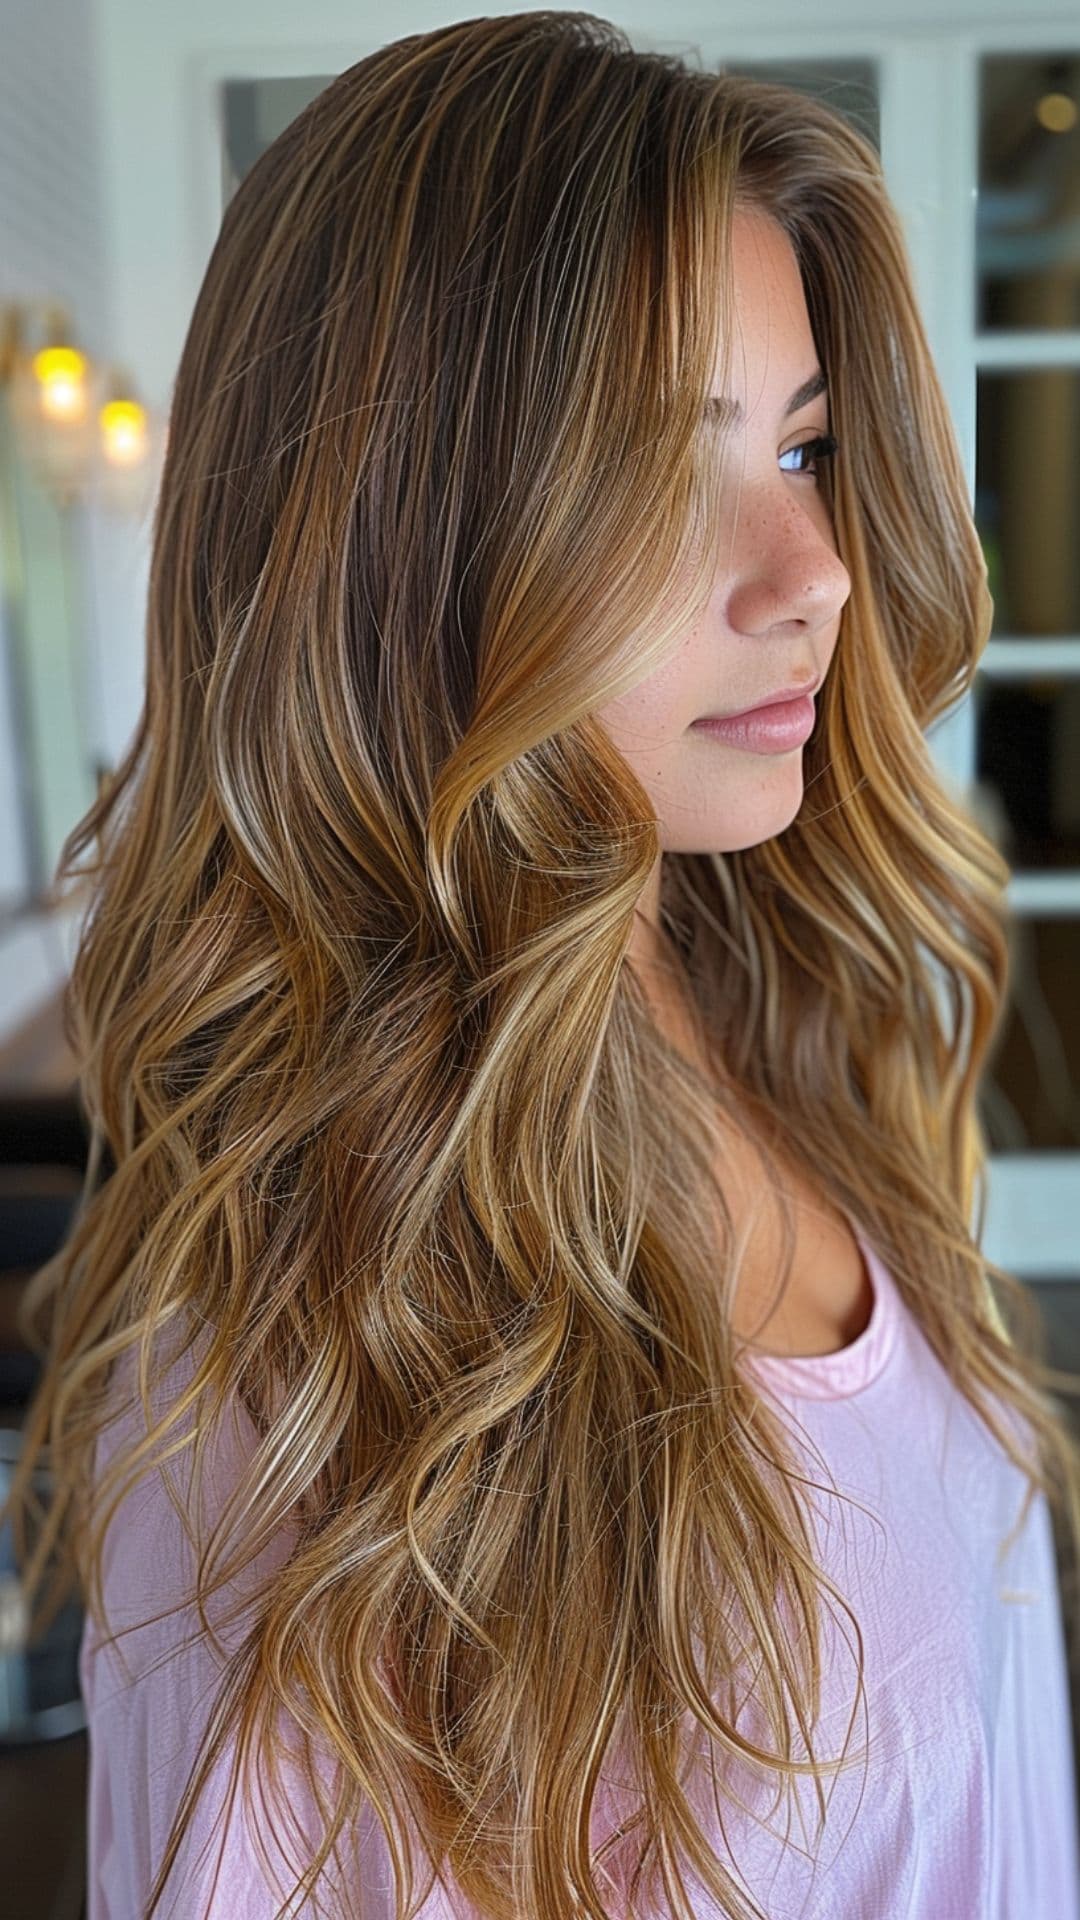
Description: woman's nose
xmin=722 ymin=512 xmax=851 ymax=637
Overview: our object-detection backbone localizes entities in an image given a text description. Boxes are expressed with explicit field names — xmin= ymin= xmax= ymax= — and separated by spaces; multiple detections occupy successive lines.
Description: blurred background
xmin=0 ymin=3 xmax=1078 ymax=1914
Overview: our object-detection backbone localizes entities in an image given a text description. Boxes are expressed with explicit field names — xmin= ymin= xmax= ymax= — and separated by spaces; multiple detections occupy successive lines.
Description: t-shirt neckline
xmin=737 ymin=1220 xmax=899 ymax=1400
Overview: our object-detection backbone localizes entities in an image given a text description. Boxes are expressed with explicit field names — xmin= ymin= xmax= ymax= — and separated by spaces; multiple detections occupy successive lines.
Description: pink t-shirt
xmin=79 ymin=1226 xmax=1080 ymax=1917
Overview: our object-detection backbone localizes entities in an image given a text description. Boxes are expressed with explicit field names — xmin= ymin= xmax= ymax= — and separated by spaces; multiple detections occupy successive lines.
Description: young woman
xmin=7 ymin=12 xmax=1080 ymax=1918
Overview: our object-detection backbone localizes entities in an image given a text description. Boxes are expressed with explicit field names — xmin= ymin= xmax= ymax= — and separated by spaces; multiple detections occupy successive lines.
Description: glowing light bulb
xmin=100 ymin=397 xmax=148 ymax=467
xmin=31 ymin=345 xmax=88 ymax=422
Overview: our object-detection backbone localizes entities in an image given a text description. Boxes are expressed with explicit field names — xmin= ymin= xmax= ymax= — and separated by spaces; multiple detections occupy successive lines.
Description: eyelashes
xmin=783 ymin=432 xmax=840 ymax=478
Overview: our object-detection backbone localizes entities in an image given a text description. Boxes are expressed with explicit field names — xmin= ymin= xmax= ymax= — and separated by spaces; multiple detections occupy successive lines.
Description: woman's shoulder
xmin=85 ymin=1314 xmax=298 ymax=1682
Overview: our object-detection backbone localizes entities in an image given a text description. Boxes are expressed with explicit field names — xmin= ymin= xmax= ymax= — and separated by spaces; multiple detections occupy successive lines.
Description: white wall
xmin=0 ymin=0 xmax=118 ymax=1034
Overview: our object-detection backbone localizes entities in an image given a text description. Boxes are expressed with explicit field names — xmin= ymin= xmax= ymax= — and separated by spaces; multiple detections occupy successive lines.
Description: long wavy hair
xmin=8 ymin=12 xmax=1080 ymax=1919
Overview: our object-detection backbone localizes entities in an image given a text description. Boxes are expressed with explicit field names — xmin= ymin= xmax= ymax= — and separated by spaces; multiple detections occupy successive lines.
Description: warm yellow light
xmin=100 ymin=397 xmax=148 ymax=467
xmin=1035 ymin=92 xmax=1078 ymax=134
xmin=30 ymin=344 xmax=89 ymax=422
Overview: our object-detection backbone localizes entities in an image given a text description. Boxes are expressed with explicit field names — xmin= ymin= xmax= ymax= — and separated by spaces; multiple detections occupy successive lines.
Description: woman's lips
xmin=689 ymin=693 xmax=817 ymax=754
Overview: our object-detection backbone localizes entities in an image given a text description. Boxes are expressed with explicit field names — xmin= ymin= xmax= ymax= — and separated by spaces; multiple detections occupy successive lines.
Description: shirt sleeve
xmin=78 ymin=1333 xmax=394 ymax=1920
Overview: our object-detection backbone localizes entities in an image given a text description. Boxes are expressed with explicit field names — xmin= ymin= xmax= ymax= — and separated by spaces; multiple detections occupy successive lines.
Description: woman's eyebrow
xmin=702 ymin=367 xmax=828 ymax=427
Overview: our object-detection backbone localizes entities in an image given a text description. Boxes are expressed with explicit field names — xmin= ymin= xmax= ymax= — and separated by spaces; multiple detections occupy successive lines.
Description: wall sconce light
xmin=0 ymin=299 xmax=160 ymax=516
xmin=99 ymin=376 xmax=150 ymax=470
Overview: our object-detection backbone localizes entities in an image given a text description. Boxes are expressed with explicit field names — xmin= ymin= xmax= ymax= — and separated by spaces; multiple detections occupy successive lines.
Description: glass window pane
xmin=975 ymin=368 xmax=1080 ymax=637
xmin=1026 ymin=1282 xmax=1080 ymax=1458
xmin=977 ymin=916 xmax=1080 ymax=1151
xmin=974 ymin=677 xmax=1080 ymax=870
xmin=222 ymin=78 xmax=331 ymax=199
xmin=978 ymin=52 xmax=1080 ymax=331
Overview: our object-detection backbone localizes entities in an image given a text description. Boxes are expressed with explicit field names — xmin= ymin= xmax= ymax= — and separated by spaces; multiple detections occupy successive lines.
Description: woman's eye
xmin=780 ymin=433 xmax=840 ymax=478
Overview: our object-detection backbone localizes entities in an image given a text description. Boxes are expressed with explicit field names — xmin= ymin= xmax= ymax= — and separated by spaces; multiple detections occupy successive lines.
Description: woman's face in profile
xmin=595 ymin=204 xmax=852 ymax=862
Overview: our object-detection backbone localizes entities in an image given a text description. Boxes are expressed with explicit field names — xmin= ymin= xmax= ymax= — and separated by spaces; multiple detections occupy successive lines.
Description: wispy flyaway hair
xmin=9 ymin=12 xmax=1080 ymax=1918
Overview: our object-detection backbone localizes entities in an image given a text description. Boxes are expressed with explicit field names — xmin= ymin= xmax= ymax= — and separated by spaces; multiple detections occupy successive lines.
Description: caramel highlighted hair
xmin=8 ymin=13 xmax=1079 ymax=1918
